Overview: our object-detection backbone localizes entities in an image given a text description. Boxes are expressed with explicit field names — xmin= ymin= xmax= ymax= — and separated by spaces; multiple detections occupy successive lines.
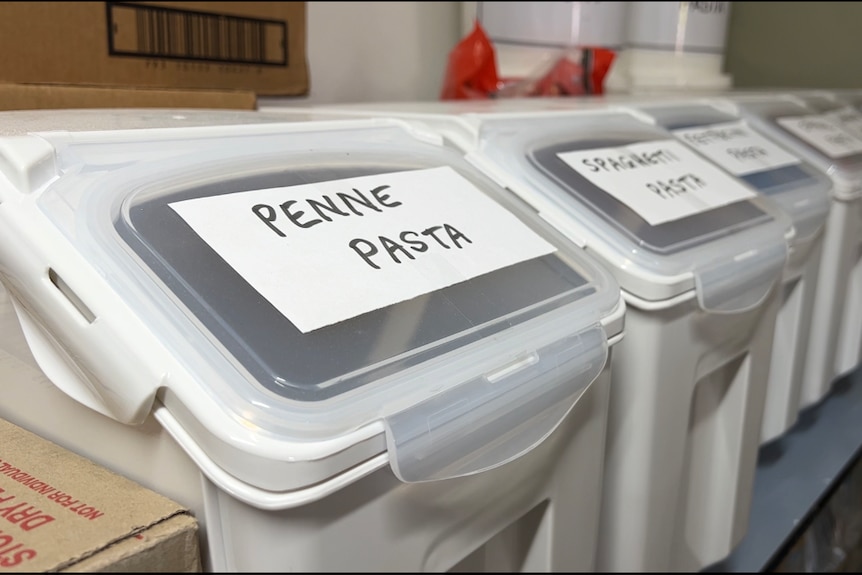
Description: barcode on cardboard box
xmin=106 ymin=2 xmax=288 ymax=66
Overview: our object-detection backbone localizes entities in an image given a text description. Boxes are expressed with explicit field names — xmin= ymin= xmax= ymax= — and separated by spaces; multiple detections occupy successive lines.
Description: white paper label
xmin=169 ymin=166 xmax=556 ymax=333
xmin=777 ymin=114 xmax=862 ymax=159
xmin=556 ymin=139 xmax=758 ymax=226
xmin=826 ymin=107 xmax=862 ymax=141
xmin=673 ymin=121 xmax=801 ymax=176
xmin=627 ymin=1 xmax=730 ymax=53
xmin=478 ymin=1 xmax=626 ymax=48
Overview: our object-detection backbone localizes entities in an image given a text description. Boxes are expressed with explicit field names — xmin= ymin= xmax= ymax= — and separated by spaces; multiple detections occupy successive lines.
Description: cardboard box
xmin=0 ymin=83 xmax=257 ymax=112
xmin=0 ymin=1 xmax=308 ymax=97
xmin=0 ymin=418 xmax=201 ymax=572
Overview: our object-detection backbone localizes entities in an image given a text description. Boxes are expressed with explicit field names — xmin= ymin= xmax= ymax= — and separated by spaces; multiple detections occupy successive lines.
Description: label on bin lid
xmin=777 ymin=113 xmax=862 ymax=158
xmin=556 ymin=139 xmax=758 ymax=226
xmin=672 ymin=121 xmax=801 ymax=177
xmin=825 ymin=107 xmax=862 ymax=141
xmin=169 ymin=166 xmax=556 ymax=333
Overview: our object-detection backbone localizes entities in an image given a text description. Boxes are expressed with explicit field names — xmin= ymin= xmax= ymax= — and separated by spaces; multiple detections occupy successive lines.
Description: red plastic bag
xmin=496 ymin=47 xmax=617 ymax=98
xmin=441 ymin=20 xmax=616 ymax=100
xmin=440 ymin=21 xmax=500 ymax=100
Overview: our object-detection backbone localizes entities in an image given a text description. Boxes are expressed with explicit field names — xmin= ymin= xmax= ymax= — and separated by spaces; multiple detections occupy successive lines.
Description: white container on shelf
xmin=0 ymin=110 xmax=626 ymax=572
xmin=814 ymin=89 xmax=862 ymax=378
xmin=262 ymin=100 xmax=793 ymax=572
xmin=715 ymin=94 xmax=862 ymax=407
xmin=627 ymin=99 xmax=832 ymax=444
xmin=461 ymin=1 xmax=627 ymax=81
xmin=605 ymin=1 xmax=734 ymax=94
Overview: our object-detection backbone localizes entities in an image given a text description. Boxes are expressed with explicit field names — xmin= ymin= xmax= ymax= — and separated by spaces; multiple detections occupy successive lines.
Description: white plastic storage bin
xmin=461 ymin=1 xmax=627 ymax=82
xmin=628 ymin=99 xmax=832 ymax=445
xmin=716 ymin=94 xmax=862 ymax=407
xmin=0 ymin=110 xmax=626 ymax=572
xmin=815 ymin=89 xmax=862 ymax=379
xmin=604 ymin=1 xmax=733 ymax=94
xmin=265 ymin=101 xmax=793 ymax=572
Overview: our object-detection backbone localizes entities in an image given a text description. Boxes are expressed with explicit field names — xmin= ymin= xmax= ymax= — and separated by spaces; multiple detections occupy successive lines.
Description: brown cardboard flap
xmin=0 ymin=418 xmax=201 ymax=572
xmin=61 ymin=514 xmax=202 ymax=573
xmin=0 ymin=83 xmax=257 ymax=111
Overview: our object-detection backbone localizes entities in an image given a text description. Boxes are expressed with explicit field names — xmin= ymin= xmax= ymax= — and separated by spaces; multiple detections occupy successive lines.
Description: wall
xmin=281 ymin=2 xmax=461 ymax=105
xmin=281 ymin=2 xmax=862 ymax=105
xmin=725 ymin=2 xmax=862 ymax=89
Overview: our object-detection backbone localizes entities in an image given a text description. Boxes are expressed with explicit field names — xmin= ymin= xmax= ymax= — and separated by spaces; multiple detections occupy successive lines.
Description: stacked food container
xmin=715 ymin=93 xmax=862 ymax=407
xmin=0 ymin=110 xmax=625 ymax=571
xmin=626 ymin=97 xmax=832 ymax=444
xmin=263 ymin=100 xmax=794 ymax=571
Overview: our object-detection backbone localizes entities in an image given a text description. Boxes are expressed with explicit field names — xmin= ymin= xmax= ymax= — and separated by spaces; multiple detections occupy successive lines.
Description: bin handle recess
xmin=384 ymin=324 xmax=607 ymax=483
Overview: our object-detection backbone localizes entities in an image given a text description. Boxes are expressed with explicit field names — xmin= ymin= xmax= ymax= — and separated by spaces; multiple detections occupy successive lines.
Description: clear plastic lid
xmin=0 ymin=111 xmax=622 ymax=483
xmin=466 ymin=111 xmax=791 ymax=311
xmin=717 ymin=94 xmax=862 ymax=200
xmin=633 ymin=102 xmax=832 ymax=242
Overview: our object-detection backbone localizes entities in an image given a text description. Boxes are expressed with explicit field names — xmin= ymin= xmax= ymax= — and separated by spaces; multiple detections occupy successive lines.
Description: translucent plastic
xmin=722 ymin=95 xmax=862 ymax=199
xmin=635 ymin=102 xmax=832 ymax=243
xmin=473 ymin=112 xmax=791 ymax=309
xmin=386 ymin=324 xmax=606 ymax=482
xmin=0 ymin=114 xmax=623 ymax=482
